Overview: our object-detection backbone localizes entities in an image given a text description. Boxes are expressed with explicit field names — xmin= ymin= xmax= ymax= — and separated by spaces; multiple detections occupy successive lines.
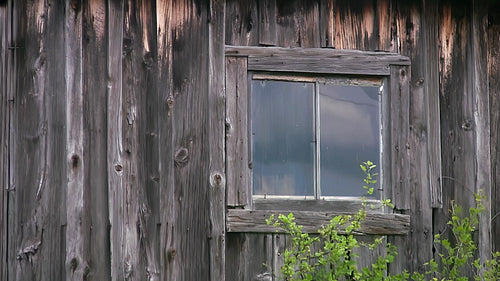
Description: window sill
xmin=226 ymin=209 xmax=410 ymax=235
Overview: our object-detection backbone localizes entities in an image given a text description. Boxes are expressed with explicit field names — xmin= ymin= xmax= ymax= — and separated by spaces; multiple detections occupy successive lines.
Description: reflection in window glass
xmin=251 ymin=80 xmax=315 ymax=196
xmin=319 ymin=83 xmax=380 ymax=197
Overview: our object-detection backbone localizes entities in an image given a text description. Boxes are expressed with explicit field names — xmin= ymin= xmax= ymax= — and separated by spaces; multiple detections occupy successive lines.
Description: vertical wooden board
xmin=225 ymin=0 xmax=259 ymax=46
xmin=276 ymin=0 xmax=320 ymax=47
xmin=156 ymin=0 xmax=179 ymax=280
xmin=331 ymin=0 xmax=381 ymax=51
xmin=0 ymin=3 xmax=8 ymax=281
xmin=209 ymin=0 xmax=226 ymax=280
xmin=393 ymin=1 xmax=434 ymax=273
xmin=109 ymin=0 xmax=162 ymax=280
xmin=471 ymin=0 xmax=492 ymax=264
xmin=8 ymin=1 xmax=67 ymax=280
xmin=170 ymin=0 xmax=211 ymax=279
xmin=489 ymin=2 xmax=500 ymax=253
xmin=82 ymin=0 xmax=111 ymax=279
xmin=226 ymin=233 xmax=274 ymax=281
xmin=434 ymin=1 xmax=477 ymax=278
xmin=423 ymin=0 xmax=443 ymax=209
xmin=258 ymin=0 xmax=277 ymax=46
xmin=389 ymin=65 xmax=410 ymax=212
xmin=272 ymin=233 xmax=287 ymax=281
xmin=319 ymin=0 xmax=334 ymax=47
xmin=106 ymin=0 xmax=125 ymax=280
xmin=352 ymin=235 xmax=387 ymax=272
xmin=64 ymin=1 xmax=87 ymax=280
xmin=35 ymin=1 xmax=67 ymax=280
xmin=0 ymin=3 xmax=7 ymax=280
xmin=225 ymin=56 xmax=250 ymax=208
xmin=129 ymin=0 xmax=161 ymax=279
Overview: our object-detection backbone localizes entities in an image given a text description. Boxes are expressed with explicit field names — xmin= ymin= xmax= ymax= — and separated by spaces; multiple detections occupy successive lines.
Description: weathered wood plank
xmin=123 ymin=1 xmax=161 ymax=280
xmin=471 ymin=0 xmax=492 ymax=264
xmin=0 ymin=3 xmax=9 ymax=281
xmin=489 ymin=1 xmax=500 ymax=254
xmin=254 ymin=198 xmax=383 ymax=213
xmin=64 ymin=1 xmax=87 ymax=280
xmin=82 ymin=0 xmax=111 ymax=279
xmin=225 ymin=56 xmax=250 ymax=208
xmin=227 ymin=46 xmax=411 ymax=66
xmin=227 ymin=210 xmax=410 ymax=235
xmin=8 ymin=1 xmax=67 ymax=280
xmin=319 ymin=0 xmax=335 ymax=47
xmin=434 ymin=2 xmax=477 ymax=278
xmin=258 ymin=0 xmax=276 ymax=46
xmin=170 ymin=0 xmax=211 ymax=279
xmin=106 ymin=0 xmax=125 ymax=280
xmin=209 ymin=0 xmax=226 ymax=280
xmin=156 ymin=0 xmax=178 ymax=280
xmin=392 ymin=1 xmax=434 ymax=274
xmin=225 ymin=0 xmax=259 ymax=46
xmin=424 ymin=0 xmax=443 ymax=209
xmin=389 ymin=65 xmax=410 ymax=211
xmin=226 ymin=233 xmax=274 ymax=281
xmin=275 ymin=1 xmax=320 ymax=47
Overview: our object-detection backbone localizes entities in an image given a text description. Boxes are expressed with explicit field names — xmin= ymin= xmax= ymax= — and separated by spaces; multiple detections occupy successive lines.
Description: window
xmin=251 ymin=76 xmax=382 ymax=199
xmin=225 ymin=46 xmax=411 ymax=235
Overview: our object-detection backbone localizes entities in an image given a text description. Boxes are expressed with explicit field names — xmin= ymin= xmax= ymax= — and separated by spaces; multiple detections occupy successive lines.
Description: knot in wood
xmin=461 ymin=120 xmax=473 ymax=131
xmin=143 ymin=52 xmax=154 ymax=68
xmin=114 ymin=164 xmax=123 ymax=172
xmin=210 ymin=172 xmax=225 ymax=188
xmin=70 ymin=257 xmax=79 ymax=271
xmin=174 ymin=148 xmax=189 ymax=167
xmin=71 ymin=154 xmax=80 ymax=168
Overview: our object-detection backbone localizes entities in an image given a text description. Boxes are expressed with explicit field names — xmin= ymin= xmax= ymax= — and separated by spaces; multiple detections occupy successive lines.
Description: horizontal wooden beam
xmin=225 ymin=46 xmax=410 ymax=76
xmin=226 ymin=209 xmax=410 ymax=235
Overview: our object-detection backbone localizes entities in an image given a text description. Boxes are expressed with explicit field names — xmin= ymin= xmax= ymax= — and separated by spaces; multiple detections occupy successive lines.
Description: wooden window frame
xmin=225 ymin=46 xmax=411 ymax=235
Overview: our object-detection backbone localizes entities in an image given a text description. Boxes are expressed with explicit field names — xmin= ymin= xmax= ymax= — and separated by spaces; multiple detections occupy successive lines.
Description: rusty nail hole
xmin=115 ymin=164 xmax=123 ymax=172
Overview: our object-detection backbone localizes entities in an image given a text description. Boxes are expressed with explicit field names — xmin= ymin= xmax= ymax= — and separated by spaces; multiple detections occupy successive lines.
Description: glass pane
xmin=319 ymin=83 xmax=380 ymax=197
xmin=251 ymin=80 xmax=315 ymax=196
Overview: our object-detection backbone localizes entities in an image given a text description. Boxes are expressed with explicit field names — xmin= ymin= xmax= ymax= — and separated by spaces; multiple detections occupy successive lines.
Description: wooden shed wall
xmin=0 ymin=0 xmax=499 ymax=281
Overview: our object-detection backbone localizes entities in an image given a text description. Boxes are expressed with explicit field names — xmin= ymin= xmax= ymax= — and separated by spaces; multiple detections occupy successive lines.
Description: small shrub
xmin=267 ymin=162 xmax=500 ymax=281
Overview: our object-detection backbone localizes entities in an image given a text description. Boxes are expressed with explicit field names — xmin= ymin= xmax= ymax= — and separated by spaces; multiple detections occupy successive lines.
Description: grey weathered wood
xmin=107 ymin=0 xmax=125 ymax=280
xmin=64 ymin=2 xmax=87 ymax=280
xmin=0 ymin=3 xmax=8 ymax=281
xmin=389 ymin=65 xmax=410 ymax=211
xmin=225 ymin=56 xmax=251 ymax=208
xmin=433 ymin=2 xmax=478 ymax=279
xmin=258 ymin=0 xmax=276 ymax=46
xmin=424 ymin=0 xmax=443 ymax=209
xmin=169 ymin=0 xmax=211 ymax=279
xmin=123 ymin=1 xmax=161 ymax=280
xmin=276 ymin=0 xmax=320 ymax=47
xmin=156 ymin=0 xmax=179 ymax=280
xmin=209 ymin=0 xmax=226 ymax=280
xmin=226 ymin=46 xmax=410 ymax=76
xmin=390 ymin=2 xmax=433 ymax=274
xmin=82 ymin=0 xmax=112 ymax=279
xmin=227 ymin=210 xmax=410 ymax=235
xmin=472 ymin=0 xmax=491 ymax=264
xmin=489 ymin=3 xmax=500 ymax=253
xmin=7 ymin=1 xmax=67 ymax=280
xmin=327 ymin=0 xmax=393 ymax=51
xmin=254 ymin=198 xmax=383 ymax=213
xmin=225 ymin=0 xmax=259 ymax=46
xmin=319 ymin=0 xmax=335 ymax=47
